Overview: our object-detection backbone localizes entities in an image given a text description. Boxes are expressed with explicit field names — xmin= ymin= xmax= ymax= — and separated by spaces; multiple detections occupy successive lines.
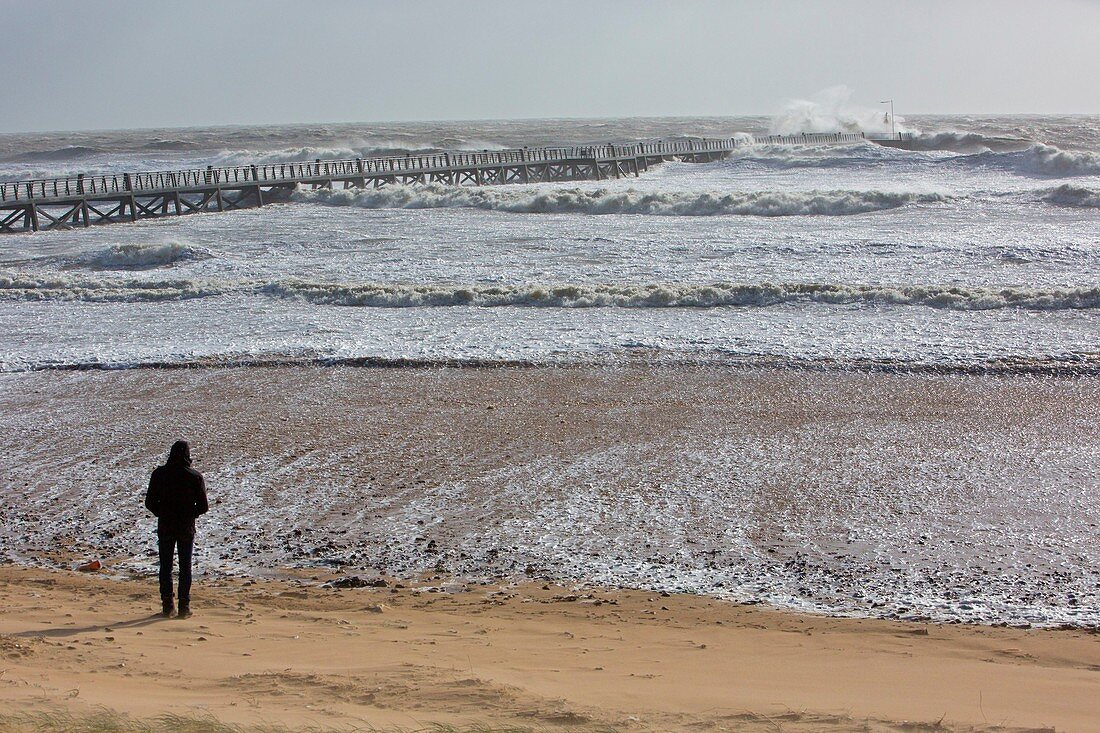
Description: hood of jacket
xmin=166 ymin=440 xmax=192 ymax=467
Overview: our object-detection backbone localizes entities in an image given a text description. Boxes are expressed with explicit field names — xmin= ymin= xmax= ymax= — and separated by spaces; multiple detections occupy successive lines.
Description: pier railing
xmin=0 ymin=131 xmax=909 ymax=203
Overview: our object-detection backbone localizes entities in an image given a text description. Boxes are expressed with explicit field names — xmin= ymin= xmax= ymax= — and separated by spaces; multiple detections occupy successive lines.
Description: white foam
xmin=8 ymin=273 xmax=1094 ymax=312
xmin=0 ymin=271 xmax=227 ymax=302
xmin=78 ymin=241 xmax=210 ymax=270
xmin=4 ymin=370 xmax=1095 ymax=627
xmin=295 ymin=183 xmax=948 ymax=217
xmin=266 ymin=281 xmax=1100 ymax=311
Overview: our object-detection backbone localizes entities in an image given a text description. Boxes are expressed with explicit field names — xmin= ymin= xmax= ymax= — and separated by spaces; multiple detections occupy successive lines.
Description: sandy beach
xmin=2 ymin=564 xmax=1099 ymax=732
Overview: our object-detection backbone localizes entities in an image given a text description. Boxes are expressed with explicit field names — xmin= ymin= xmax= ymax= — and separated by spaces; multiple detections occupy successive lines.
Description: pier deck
xmin=0 ymin=132 xmax=913 ymax=233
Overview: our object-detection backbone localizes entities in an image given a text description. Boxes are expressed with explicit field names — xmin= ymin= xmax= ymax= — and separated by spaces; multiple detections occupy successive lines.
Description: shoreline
xmin=4 ymin=351 xmax=1100 ymax=376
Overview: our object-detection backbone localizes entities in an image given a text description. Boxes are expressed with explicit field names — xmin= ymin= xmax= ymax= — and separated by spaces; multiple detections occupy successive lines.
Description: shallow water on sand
xmin=1 ymin=367 xmax=1096 ymax=628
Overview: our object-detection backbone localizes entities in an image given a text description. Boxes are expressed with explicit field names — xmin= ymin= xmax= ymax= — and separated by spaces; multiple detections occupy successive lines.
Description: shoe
xmin=177 ymin=604 xmax=192 ymax=619
xmin=161 ymin=601 xmax=174 ymax=618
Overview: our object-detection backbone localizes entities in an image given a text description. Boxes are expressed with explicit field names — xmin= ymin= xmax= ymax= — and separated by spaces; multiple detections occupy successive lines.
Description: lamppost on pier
xmin=880 ymin=99 xmax=896 ymax=138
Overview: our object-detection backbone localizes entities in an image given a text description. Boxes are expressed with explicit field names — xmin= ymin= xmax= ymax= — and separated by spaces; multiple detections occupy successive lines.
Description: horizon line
xmin=3 ymin=111 xmax=1099 ymax=137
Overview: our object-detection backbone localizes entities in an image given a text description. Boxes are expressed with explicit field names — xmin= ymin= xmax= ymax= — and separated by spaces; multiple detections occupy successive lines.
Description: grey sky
xmin=3 ymin=0 xmax=1098 ymax=133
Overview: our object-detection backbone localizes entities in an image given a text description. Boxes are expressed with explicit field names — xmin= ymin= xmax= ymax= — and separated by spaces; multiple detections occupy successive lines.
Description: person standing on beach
xmin=144 ymin=440 xmax=208 ymax=619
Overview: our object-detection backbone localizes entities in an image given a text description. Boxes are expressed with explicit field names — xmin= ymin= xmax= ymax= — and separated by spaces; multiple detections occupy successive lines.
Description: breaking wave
xmin=728 ymin=142 xmax=899 ymax=170
xmin=910 ymin=131 xmax=1031 ymax=153
xmin=265 ymin=281 xmax=1100 ymax=310
xmin=769 ymin=85 xmax=916 ymax=136
xmin=76 ymin=241 xmax=211 ymax=270
xmin=1040 ymin=183 xmax=1100 ymax=208
xmin=212 ymin=145 xmax=363 ymax=166
xmin=728 ymin=138 xmax=1100 ymax=178
xmin=4 ymin=274 xmax=1098 ymax=311
xmin=733 ymin=139 xmax=1100 ymax=178
xmin=962 ymin=143 xmax=1100 ymax=177
xmin=295 ymin=184 xmax=949 ymax=217
xmin=0 ymin=272 xmax=224 ymax=302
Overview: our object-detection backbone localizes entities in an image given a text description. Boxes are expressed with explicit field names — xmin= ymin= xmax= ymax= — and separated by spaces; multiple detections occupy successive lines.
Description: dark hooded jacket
xmin=145 ymin=441 xmax=208 ymax=539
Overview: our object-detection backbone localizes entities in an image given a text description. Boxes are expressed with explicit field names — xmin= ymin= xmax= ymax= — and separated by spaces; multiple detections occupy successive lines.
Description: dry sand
xmin=1 ymin=565 xmax=1098 ymax=732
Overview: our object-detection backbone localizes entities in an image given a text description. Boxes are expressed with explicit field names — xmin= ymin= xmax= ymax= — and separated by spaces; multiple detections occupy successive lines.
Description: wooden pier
xmin=0 ymin=132 xmax=912 ymax=233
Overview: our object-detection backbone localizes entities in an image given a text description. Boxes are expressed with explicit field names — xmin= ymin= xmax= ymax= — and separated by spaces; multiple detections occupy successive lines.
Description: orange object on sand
xmin=76 ymin=560 xmax=101 ymax=572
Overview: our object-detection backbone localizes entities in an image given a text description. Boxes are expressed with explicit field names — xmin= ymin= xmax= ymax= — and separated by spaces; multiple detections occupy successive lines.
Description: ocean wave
xmin=5 ymin=274 xmax=1098 ymax=311
xmin=211 ymin=146 xmax=363 ymax=166
xmin=910 ymin=131 xmax=1031 ymax=153
xmin=141 ymin=139 xmax=201 ymax=151
xmin=963 ymin=143 xmax=1100 ymax=177
xmin=1040 ymin=183 xmax=1100 ymax=208
xmin=726 ymin=136 xmax=1099 ymax=179
xmin=726 ymin=141 xmax=902 ymax=170
xmin=211 ymin=139 xmax=508 ymax=166
xmin=264 ymin=281 xmax=1100 ymax=310
xmin=295 ymin=184 xmax=949 ymax=217
xmin=75 ymin=241 xmax=211 ymax=270
xmin=0 ymin=272 xmax=225 ymax=302
xmin=4 ymin=145 xmax=103 ymax=163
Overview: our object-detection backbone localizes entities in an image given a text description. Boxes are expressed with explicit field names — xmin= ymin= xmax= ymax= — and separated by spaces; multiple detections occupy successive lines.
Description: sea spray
xmin=769 ymin=85 xmax=916 ymax=136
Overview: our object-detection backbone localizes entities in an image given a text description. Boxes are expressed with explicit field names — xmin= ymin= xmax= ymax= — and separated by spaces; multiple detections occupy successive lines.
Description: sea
xmin=1 ymin=111 xmax=1098 ymax=626
xmin=1 ymin=113 xmax=1099 ymax=371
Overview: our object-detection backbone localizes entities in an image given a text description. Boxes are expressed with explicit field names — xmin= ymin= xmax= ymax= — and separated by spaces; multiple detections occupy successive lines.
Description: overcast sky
xmin=3 ymin=0 xmax=1098 ymax=133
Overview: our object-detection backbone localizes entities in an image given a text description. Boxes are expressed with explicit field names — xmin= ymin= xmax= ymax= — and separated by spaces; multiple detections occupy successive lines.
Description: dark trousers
xmin=158 ymin=535 xmax=194 ymax=604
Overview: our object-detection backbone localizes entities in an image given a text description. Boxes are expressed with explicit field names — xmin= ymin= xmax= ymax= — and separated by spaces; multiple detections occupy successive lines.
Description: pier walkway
xmin=0 ymin=132 xmax=913 ymax=233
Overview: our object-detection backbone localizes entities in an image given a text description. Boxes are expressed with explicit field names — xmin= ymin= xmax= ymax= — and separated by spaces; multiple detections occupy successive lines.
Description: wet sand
xmin=1 ymin=365 xmax=1097 ymax=625
xmin=2 ymin=565 xmax=1099 ymax=732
